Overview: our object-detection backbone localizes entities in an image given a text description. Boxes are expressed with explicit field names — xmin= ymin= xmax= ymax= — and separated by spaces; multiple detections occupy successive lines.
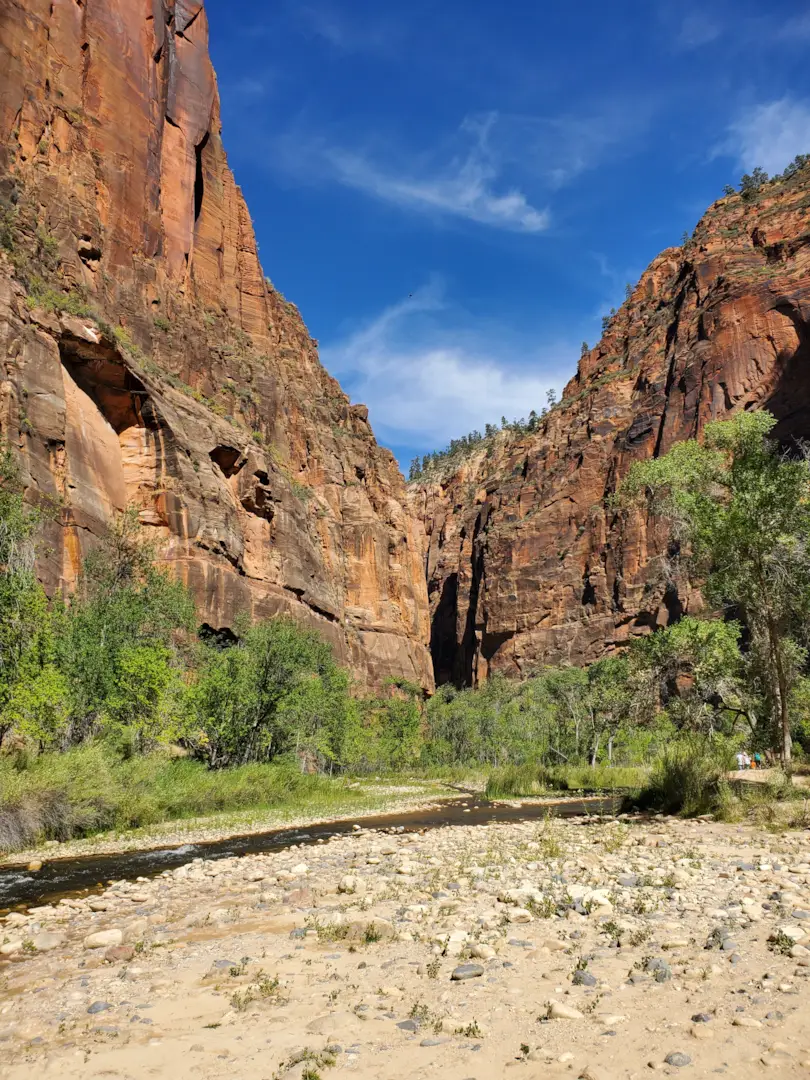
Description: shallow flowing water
xmin=0 ymin=796 xmax=618 ymax=912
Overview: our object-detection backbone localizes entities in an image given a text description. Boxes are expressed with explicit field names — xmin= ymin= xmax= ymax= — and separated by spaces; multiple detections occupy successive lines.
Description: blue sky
xmin=206 ymin=0 xmax=810 ymax=471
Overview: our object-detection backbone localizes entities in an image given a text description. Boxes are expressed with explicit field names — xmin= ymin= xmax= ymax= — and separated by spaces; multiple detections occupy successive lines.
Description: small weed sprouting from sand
xmin=363 ymin=922 xmax=383 ymax=944
xmin=538 ymin=814 xmax=563 ymax=860
xmin=230 ymin=971 xmax=283 ymax=1011
xmin=526 ymin=895 xmax=557 ymax=919
xmin=425 ymin=957 xmax=441 ymax=979
xmin=305 ymin=917 xmax=350 ymax=944
xmin=768 ymin=931 xmax=795 ymax=956
xmin=455 ymin=1019 xmax=484 ymax=1039
xmin=601 ymin=920 xmax=622 ymax=944
xmin=273 ymin=1048 xmax=336 ymax=1080
xmin=628 ymin=924 xmax=652 ymax=947
xmin=409 ymin=999 xmax=445 ymax=1033
xmin=601 ymin=823 xmax=629 ymax=853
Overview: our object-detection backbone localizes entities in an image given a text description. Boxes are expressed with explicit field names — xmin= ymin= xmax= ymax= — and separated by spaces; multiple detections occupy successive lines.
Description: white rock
xmin=469 ymin=944 xmax=496 ymax=960
xmin=509 ymin=908 xmax=534 ymax=924
xmin=338 ymin=875 xmax=362 ymax=894
xmin=773 ymin=925 xmax=805 ymax=943
xmin=83 ymin=929 xmax=123 ymax=950
xmin=548 ymin=1001 xmax=584 ymax=1020
xmin=32 ymin=933 xmax=63 ymax=952
xmin=0 ymin=941 xmax=22 ymax=956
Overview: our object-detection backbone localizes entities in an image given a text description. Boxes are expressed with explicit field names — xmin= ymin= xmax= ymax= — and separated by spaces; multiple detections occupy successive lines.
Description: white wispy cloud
xmin=274 ymin=106 xmax=650 ymax=235
xmin=278 ymin=113 xmax=548 ymax=234
xmin=319 ymin=143 xmax=550 ymax=234
xmin=320 ymin=281 xmax=577 ymax=455
xmin=724 ymin=97 xmax=810 ymax=175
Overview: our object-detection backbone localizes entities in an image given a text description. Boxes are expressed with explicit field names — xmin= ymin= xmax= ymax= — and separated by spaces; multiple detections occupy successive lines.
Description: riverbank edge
xmin=0 ymin=787 xmax=615 ymax=868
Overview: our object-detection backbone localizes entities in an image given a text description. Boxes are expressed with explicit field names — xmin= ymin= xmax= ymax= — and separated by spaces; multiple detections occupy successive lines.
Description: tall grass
xmin=485 ymin=762 xmax=647 ymax=799
xmin=0 ymin=745 xmax=372 ymax=855
xmin=633 ymin=738 xmax=736 ymax=816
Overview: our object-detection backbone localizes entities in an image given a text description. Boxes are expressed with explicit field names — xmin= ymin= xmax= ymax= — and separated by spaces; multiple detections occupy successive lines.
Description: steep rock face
xmin=410 ymin=171 xmax=810 ymax=687
xmin=0 ymin=0 xmax=433 ymax=690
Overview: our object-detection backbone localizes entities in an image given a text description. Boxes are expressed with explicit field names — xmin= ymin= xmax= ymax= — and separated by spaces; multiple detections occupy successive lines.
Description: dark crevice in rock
xmin=430 ymin=572 xmax=459 ymax=688
xmin=209 ymin=444 xmax=243 ymax=477
xmin=763 ymin=303 xmax=810 ymax=445
xmin=59 ymin=335 xmax=156 ymax=435
xmin=661 ymin=583 xmax=684 ymax=626
xmin=194 ymin=131 xmax=209 ymax=222
xmin=582 ymin=573 xmax=596 ymax=608
xmin=295 ymin=594 xmax=341 ymax=625
xmin=459 ymin=509 xmax=487 ymax=687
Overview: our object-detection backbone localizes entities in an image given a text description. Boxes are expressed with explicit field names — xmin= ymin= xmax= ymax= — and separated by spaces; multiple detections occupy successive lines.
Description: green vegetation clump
xmin=634 ymin=738 xmax=735 ymax=816
xmin=24 ymin=279 xmax=94 ymax=318
xmin=722 ymin=154 xmax=810 ymax=201
xmin=485 ymin=763 xmax=647 ymax=799
xmin=0 ymin=748 xmax=375 ymax=853
xmin=408 ymin=400 xmax=556 ymax=481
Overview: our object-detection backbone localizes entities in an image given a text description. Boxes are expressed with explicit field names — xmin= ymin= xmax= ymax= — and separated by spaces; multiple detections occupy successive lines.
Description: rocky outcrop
xmin=410 ymin=169 xmax=810 ymax=686
xmin=0 ymin=1 xmax=432 ymax=690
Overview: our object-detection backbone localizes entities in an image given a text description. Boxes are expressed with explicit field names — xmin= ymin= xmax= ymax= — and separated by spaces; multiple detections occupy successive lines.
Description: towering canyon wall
xmin=410 ymin=169 xmax=810 ymax=686
xmin=0 ymin=0 xmax=433 ymax=690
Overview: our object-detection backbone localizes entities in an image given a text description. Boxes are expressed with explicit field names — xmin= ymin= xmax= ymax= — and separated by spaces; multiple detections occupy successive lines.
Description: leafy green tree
xmin=0 ymin=448 xmax=51 ymax=747
xmin=192 ymin=617 xmax=351 ymax=767
xmin=60 ymin=510 xmax=195 ymax=747
xmin=621 ymin=411 xmax=810 ymax=762
xmin=378 ymin=694 xmax=423 ymax=769
xmin=630 ymin=617 xmax=747 ymax=736
xmin=3 ymin=629 xmax=70 ymax=749
xmin=585 ymin=656 xmax=638 ymax=764
xmin=789 ymin=676 xmax=810 ymax=757
xmin=739 ymin=167 xmax=768 ymax=201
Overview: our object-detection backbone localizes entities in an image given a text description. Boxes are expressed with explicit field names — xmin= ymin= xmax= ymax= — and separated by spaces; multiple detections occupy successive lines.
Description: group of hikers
xmin=735 ymin=750 xmax=765 ymax=771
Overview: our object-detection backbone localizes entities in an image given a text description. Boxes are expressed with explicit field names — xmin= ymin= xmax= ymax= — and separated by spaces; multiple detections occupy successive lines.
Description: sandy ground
xmin=2 ymin=812 xmax=810 ymax=1079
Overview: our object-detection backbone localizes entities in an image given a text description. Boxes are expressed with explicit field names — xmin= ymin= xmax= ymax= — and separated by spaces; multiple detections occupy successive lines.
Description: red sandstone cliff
xmin=0 ymin=0 xmax=433 ymax=690
xmin=409 ymin=169 xmax=810 ymax=686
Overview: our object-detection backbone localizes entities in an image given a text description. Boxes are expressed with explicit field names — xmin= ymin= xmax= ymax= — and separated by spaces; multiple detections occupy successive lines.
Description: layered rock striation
xmin=410 ymin=170 xmax=810 ymax=686
xmin=0 ymin=0 xmax=432 ymax=690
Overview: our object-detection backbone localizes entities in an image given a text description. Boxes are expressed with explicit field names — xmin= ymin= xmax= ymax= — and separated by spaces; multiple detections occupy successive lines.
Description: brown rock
xmin=283 ymin=888 xmax=314 ymax=907
xmin=0 ymin=0 xmax=432 ymax=691
xmin=104 ymin=945 xmax=135 ymax=964
xmin=409 ymin=175 xmax=810 ymax=683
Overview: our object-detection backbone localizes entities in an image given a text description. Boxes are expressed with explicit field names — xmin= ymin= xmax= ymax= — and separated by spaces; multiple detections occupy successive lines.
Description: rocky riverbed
xmin=1 ymin=813 xmax=810 ymax=1079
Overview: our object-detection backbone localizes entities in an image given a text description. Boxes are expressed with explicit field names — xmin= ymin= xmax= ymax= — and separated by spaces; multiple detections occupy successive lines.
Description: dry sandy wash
xmin=1 ymin=813 xmax=810 ymax=1079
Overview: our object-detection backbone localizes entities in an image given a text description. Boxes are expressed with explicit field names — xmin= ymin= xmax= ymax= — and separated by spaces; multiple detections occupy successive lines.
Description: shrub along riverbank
xmin=0 ymin=746 xmax=397 ymax=855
